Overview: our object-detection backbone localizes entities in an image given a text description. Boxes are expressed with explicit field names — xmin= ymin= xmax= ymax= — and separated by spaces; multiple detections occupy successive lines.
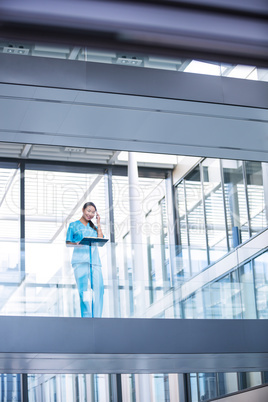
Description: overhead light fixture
xmin=3 ymin=45 xmax=30 ymax=55
xmin=64 ymin=147 xmax=85 ymax=153
xmin=116 ymin=55 xmax=143 ymax=66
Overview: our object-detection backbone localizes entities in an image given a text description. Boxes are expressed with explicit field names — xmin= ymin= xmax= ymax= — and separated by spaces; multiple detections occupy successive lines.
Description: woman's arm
xmin=66 ymin=223 xmax=82 ymax=245
xmin=96 ymin=213 xmax=104 ymax=238
xmin=66 ymin=241 xmax=81 ymax=246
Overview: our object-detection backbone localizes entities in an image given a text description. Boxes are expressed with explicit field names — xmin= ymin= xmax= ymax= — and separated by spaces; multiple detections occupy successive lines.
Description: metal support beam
xmin=21 ymin=374 xmax=28 ymax=402
xmin=0 ymin=317 xmax=267 ymax=374
xmin=20 ymin=162 xmax=25 ymax=277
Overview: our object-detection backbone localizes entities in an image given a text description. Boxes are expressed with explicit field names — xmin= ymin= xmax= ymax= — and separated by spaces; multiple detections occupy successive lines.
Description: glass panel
xmin=239 ymin=262 xmax=257 ymax=319
xmin=122 ymin=374 xmax=136 ymax=402
xmin=152 ymin=374 xmax=170 ymax=402
xmin=0 ymin=374 xmax=21 ymax=402
xmin=217 ymin=372 xmax=238 ymax=396
xmin=222 ymin=160 xmax=249 ymax=247
xmin=0 ymin=157 xmax=266 ymax=319
xmin=185 ymin=167 xmax=208 ymax=274
xmin=203 ymin=282 xmax=222 ymax=319
xmin=189 ymin=373 xmax=198 ymax=402
xmin=253 ymin=251 xmax=268 ymax=319
xmin=206 ymin=273 xmax=242 ymax=319
xmin=181 ymin=248 xmax=268 ymax=321
xmin=245 ymin=161 xmax=266 ymax=236
xmin=202 ymin=270 xmax=243 ymax=319
xmin=94 ymin=374 xmax=110 ymax=402
xmin=183 ymin=290 xmax=204 ymax=319
xmin=246 ymin=372 xmax=262 ymax=388
xmin=230 ymin=269 xmax=243 ymax=319
xmin=176 ymin=182 xmax=191 ymax=279
xmin=238 ymin=372 xmax=262 ymax=390
xmin=145 ymin=199 xmax=170 ymax=304
xmin=202 ymin=159 xmax=227 ymax=263
xmin=263 ymin=371 xmax=268 ymax=384
xmin=112 ymin=174 xmax=169 ymax=317
xmin=198 ymin=373 xmax=217 ymax=401
xmin=0 ymin=165 xmax=20 ymax=317
xmin=14 ymin=169 xmax=107 ymax=318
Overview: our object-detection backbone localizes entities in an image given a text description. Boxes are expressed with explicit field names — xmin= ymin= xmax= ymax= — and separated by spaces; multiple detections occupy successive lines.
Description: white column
xmin=169 ymin=374 xmax=180 ymax=402
xmin=128 ymin=152 xmax=146 ymax=316
xmin=85 ymin=374 xmax=94 ymax=402
xmin=104 ymin=170 xmax=119 ymax=317
xmin=135 ymin=374 xmax=151 ymax=402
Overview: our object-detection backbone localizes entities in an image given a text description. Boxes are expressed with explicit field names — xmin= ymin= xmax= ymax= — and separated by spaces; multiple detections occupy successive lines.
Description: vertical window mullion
xmin=242 ymin=161 xmax=252 ymax=238
xmin=20 ymin=162 xmax=25 ymax=278
xmin=165 ymin=170 xmax=177 ymax=288
xmin=220 ymin=159 xmax=230 ymax=252
xmin=200 ymin=163 xmax=210 ymax=266
xmin=106 ymin=167 xmax=120 ymax=317
xmin=183 ymin=180 xmax=192 ymax=276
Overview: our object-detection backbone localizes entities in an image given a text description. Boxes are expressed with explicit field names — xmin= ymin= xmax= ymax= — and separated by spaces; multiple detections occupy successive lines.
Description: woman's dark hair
xmin=83 ymin=202 xmax=98 ymax=232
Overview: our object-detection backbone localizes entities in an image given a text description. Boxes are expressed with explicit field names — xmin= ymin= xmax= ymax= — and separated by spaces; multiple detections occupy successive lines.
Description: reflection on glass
xmin=112 ymin=174 xmax=169 ymax=317
xmin=176 ymin=182 xmax=191 ymax=278
xmin=245 ymin=161 xmax=266 ymax=236
xmin=185 ymin=167 xmax=207 ymax=273
xmin=199 ymin=373 xmax=217 ymax=401
xmin=222 ymin=160 xmax=249 ymax=247
xmin=0 ymin=165 xmax=20 ymax=316
xmin=238 ymin=372 xmax=262 ymax=390
xmin=0 ymin=374 xmax=21 ymax=401
xmin=122 ymin=374 xmax=136 ymax=402
xmin=202 ymin=159 xmax=227 ymax=263
xmin=230 ymin=270 xmax=243 ymax=319
xmin=146 ymin=199 xmax=170 ymax=304
xmin=217 ymin=372 xmax=238 ymax=396
xmin=0 ymin=155 xmax=267 ymax=320
xmin=152 ymin=374 xmax=170 ymax=402
xmin=254 ymin=252 xmax=268 ymax=318
xmin=189 ymin=373 xmax=198 ymax=402
xmin=24 ymin=371 xmax=265 ymax=402
xmin=239 ymin=262 xmax=257 ymax=319
xmin=181 ymin=250 xmax=268 ymax=321
xmin=183 ymin=290 xmax=204 ymax=319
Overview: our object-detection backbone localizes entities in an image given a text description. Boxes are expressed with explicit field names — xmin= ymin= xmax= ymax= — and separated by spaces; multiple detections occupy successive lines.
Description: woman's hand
xmin=96 ymin=212 xmax=103 ymax=238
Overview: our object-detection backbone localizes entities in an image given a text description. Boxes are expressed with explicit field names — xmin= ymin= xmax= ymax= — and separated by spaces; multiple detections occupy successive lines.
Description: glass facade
xmin=181 ymin=250 xmax=268 ymax=320
xmin=0 ymin=155 xmax=267 ymax=319
xmin=0 ymin=152 xmax=267 ymax=402
xmin=0 ymin=370 xmax=265 ymax=402
xmin=0 ymin=374 xmax=21 ymax=401
xmin=176 ymin=159 xmax=268 ymax=279
xmin=188 ymin=371 xmax=267 ymax=402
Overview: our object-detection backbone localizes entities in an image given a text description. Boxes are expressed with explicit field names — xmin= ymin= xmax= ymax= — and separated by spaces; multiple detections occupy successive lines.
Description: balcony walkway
xmin=0 ymin=317 xmax=267 ymax=374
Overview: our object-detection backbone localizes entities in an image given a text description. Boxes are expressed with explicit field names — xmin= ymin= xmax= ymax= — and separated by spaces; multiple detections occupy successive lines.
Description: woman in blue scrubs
xmin=66 ymin=202 xmax=104 ymax=317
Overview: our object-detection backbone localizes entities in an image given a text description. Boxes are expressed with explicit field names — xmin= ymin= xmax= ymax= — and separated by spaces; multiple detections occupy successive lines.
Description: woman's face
xmin=82 ymin=205 xmax=96 ymax=221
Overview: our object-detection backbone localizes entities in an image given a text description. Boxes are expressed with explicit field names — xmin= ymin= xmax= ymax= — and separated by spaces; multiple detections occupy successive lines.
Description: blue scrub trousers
xmin=73 ymin=263 xmax=104 ymax=317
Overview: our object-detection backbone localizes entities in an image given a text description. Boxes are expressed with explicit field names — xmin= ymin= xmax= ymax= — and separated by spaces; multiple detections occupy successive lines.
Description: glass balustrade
xmin=0 ymin=238 xmax=266 ymax=319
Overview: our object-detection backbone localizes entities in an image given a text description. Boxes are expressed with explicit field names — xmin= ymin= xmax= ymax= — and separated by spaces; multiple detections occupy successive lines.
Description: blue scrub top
xmin=66 ymin=220 xmax=102 ymax=267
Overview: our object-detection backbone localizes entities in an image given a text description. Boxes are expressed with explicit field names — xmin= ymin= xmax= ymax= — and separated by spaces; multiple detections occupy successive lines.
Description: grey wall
xmin=0 ymin=53 xmax=268 ymax=162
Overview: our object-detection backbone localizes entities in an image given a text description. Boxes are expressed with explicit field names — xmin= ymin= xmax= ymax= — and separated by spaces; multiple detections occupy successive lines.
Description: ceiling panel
xmin=0 ymin=99 xmax=31 ymax=130
xmin=19 ymin=101 xmax=72 ymax=133
xmin=0 ymin=83 xmax=268 ymax=162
